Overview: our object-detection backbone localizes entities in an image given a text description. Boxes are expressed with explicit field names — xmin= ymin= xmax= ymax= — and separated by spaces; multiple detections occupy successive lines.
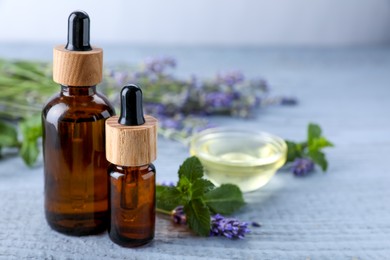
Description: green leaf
xmin=20 ymin=140 xmax=39 ymax=167
xmin=308 ymin=137 xmax=334 ymax=152
xmin=204 ymin=184 xmax=245 ymax=215
xmin=20 ymin=116 xmax=42 ymax=141
xmin=285 ymin=140 xmax=304 ymax=163
xmin=178 ymin=175 xmax=191 ymax=189
xmin=19 ymin=116 xmax=42 ymax=167
xmin=156 ymin=185 xmax=170 ymax=199
xmin=156 ymin=186 xmax=183 ymax=212
xmin=178 ymin=156 xmax=204 ymax=182
xmin=308 ymin=150 xmax=328 ymax=171
xmin=184 ymin=199 xmax=211 ymax=236
xmin=0 ymin=120 xmax=18 ymax=147
xmin=191 ymin=179 xmax=215 ymax=199
xmin=308 ymin=123 xmax=322 ymax=145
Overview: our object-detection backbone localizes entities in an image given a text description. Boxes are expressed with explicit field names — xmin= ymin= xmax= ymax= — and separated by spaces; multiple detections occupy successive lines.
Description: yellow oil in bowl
xmin=190 ymin=128 xmax=287 ymax=192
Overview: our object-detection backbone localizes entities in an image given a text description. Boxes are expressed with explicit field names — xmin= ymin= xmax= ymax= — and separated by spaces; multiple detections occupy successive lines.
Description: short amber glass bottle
xmin=42 ymin=11 xmax=115 ymax=235
xmin=106 ymin=85 xmax=158 ymax=247
xmin=108 ymin=164 xmax=156 ymax=246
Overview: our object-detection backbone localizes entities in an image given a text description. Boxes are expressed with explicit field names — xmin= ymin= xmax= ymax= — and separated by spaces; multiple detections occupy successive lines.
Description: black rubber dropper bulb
xmin=65 ymin=11 xmax=92 ymax=51
xmin=118 ymin=85 xmax=146 ymax=126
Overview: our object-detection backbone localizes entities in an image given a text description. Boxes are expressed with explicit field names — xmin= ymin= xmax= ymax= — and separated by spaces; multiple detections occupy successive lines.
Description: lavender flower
xmin=291 ymin=158 xmax=315 ymax=176
xmin=112 ymin=71 xmax=129 ymax=86
xmin=159 ymin=181 xmax=175 ymax=187
xmin=250 ymin=78 xmax=269 ymax=92
xmin=210 ymin=214 xmax=250 ymax=239
xmin=172 ymin=206 xmax=187 ymax=224
xmin=217 ymin=71 xmax=244 ymax=87
xmin=205 ymin=92 xmax=235 ymax=108
xmin=159 ymin=116 xmax=182 ymax=130
xmin=251 ymin=221 xmax=261 ymax=227
xmin=144 ymin=56 xmax=176 ymax=74
xmin=144 ymin=103 xmax=166 ymax=116
xmin=190 ymin=74 xmax=203 ymax=89
xmin=171 ymin=207 xmax=251 ymax=239
xmin=280 ymin=96 xmax=298 ymax=106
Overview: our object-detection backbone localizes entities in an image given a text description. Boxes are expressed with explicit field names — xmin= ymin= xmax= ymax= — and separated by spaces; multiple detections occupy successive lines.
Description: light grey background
xmin=0 ymin=0 xmax=390 ymax=46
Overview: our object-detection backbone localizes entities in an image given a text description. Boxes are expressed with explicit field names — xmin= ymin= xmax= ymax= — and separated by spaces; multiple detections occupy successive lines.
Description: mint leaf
xmin=191 ymin=179 xmax=215 ymax=199
xmin=308 ymin=123 xmax=322 ymax=145
xmin=286 ymin=140 xmax=304 ymax=162
xmin=20 ymin=141 xmax=39 ymax=167
xmin=156 ymin=185 xmax=168 ymax=198
xmin=178 ymin=156 xmax=203 ymax=182
xmin=156 ymin=186 xmax=183 ymax=211
xmin=204 ymin=184 xmax=245 ymax=215
xmin=185 ymin=199 xmax=211 ymax=236
xmin=178 ymin=175 xmax=191 ymax=190
xmin=0 ymin=120 xmax=18 ymax=147
xmin=308 ymin=136 xmax=333 ymax=152
xmin=308 ymin=150 xmax=328 ymax=171
xmin=19 ymin=116 xmax=42 ymax=167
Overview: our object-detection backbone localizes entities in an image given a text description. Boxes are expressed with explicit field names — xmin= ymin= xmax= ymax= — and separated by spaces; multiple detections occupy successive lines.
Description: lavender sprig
xmin=170 ymin=206 xmax=250 ymax=239
xmin=103 ymin=57 xmax=295 ymax=141
xmin=210 ymin=214 xmax=250 ymax=239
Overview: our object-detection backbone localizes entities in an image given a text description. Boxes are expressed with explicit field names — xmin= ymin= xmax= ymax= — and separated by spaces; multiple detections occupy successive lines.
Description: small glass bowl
xmin=189 ymin=127 xmax=287 ymax=192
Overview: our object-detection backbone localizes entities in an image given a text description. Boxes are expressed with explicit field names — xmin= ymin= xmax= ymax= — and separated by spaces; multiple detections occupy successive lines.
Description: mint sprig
xmin=156 ymin=156 xmax=245 ymax=236
xmin=286 ymin=123 xmax=333 ymax=171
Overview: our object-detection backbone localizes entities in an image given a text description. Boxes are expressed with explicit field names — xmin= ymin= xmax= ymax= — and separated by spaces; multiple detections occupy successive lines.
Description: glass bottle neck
xmin=61 ymin=85 xmax=97 ymax=96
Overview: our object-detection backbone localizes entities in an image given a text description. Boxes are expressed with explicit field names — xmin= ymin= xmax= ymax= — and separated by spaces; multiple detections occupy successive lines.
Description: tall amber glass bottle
xmin=42 ymin=11 xmax=115 ymax=235
xmin=106 ymin=85 xmax=158 ymax=247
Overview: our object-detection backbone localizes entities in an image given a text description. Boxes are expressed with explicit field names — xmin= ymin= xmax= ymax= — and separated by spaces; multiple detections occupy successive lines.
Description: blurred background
xmin=0 ymin=0 xmax=390 ymax=47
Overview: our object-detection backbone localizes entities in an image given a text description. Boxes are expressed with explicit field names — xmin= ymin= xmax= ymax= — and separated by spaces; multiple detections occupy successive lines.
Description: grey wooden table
xmin=0 ymin=45 xmax=390 ymax=259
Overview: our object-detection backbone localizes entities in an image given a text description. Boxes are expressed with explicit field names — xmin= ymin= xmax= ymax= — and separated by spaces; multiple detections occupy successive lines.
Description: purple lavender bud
xmin=144 ymin=103 xmax=166 ymax=116
xmin=144 ymin=56 xmax=176 ymax=74
xmin=251 ymin=78 xmax=269 ymax=92
xmin=205 ymin=92 xmax=234 ymax=108
xmin=160 ymin=117 xmax=182 ymax=130
xmin=171 ymin=206 xmax=187 ymax=224
xmin=190 ymin=74 xmax=203 ymax=89
xmin=254 ymin=96 xmax=262 ymax=106
xmin=170 ymin=208 xmax=251 ymax=239
xmin=160 ymin=181 xmax=175 ymax=187
xmin=210 ymin=214 xmax=250 ymax=239
xmin=280 ymin=97 xmax=298 ymax=105
xmin=113 ymin=71 xmax=128 ymax=86
xmin=144 ymin=57 xmax=163 ymax=74
xmin=163 ymin=56 xmax=177 ymax=68
xmin=291 ymin=158 xmax=315 ymax=176
xmin=251 ymin=221 xmax=261 ymax=227
xmin=217 ymin=71 xmax=244 ymax=87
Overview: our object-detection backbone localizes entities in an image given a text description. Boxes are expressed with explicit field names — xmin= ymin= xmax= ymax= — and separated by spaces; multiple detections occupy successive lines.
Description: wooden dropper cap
xmin=106 ymin=85 xmax=158 ymax=167
xmin=53 ymin=11 xmax=103 ymax=86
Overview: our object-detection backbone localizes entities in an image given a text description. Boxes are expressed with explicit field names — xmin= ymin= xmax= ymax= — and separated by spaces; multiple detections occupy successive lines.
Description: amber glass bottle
xmin=43 ymin=85 xmax=114 ymax=235
xmin=108 ymin=164 xmax=156 ymax=246
xmin=42 ymin=11 xmax=115 ymax=235
xmin=106 ymin=85 xmax=158 ymax=247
